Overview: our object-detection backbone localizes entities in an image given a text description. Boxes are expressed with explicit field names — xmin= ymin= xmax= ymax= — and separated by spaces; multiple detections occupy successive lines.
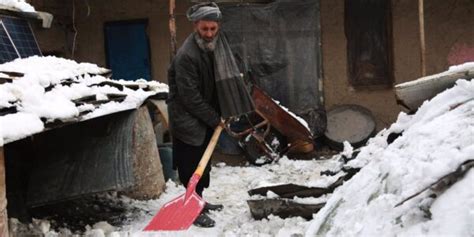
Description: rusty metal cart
xmin=225 ymin=85 xmax=314 ymax=164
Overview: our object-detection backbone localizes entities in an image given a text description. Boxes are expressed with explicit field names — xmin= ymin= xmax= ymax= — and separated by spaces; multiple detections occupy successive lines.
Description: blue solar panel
xmin=0 ymin=23 xmax=19 ymax=64
xmin=2 ymin=16 xmax=42 ymax=58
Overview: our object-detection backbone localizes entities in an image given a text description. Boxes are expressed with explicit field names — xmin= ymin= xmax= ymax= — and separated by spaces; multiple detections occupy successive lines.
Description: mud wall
xmin=321 ymin=0 xmax=474 ymax=128
xmin=29 ymin=0 xmax=474 ymax=129
xmin=30 ymin=0 xmax=194 ymax=82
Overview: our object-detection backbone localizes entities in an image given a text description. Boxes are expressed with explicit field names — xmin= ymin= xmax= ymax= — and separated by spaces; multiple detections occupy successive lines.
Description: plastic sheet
xmin=221 ymin=0 xmax=323 ymax=114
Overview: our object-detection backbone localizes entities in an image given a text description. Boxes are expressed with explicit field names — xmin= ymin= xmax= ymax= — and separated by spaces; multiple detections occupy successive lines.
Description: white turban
xmin=186 ymin=2 xmax=222 ymax=22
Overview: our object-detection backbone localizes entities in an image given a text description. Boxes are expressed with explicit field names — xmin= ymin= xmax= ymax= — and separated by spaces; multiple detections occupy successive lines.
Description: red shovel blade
xmin=144 ymin=174 xmax=205 ymax=231
xmin=143 ymin=191 xmax=205 ymax=231
xmin=144 ymin=126 xmax=223 ymax=231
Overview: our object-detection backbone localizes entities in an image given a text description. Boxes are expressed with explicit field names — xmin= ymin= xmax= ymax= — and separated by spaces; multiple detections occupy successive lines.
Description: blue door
xmin=104 ymin=20 xmax=151 ymax=81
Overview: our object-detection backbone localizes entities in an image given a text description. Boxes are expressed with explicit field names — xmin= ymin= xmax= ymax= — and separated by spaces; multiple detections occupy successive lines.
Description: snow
xmin=0 ymin=56 xmax=168 ymax=146
xmin=272 ymin=97 xmax=311 ymax=133
xmin=398 ymin=171 xmax=474 ymax=237
xmin=448 ymin=61 xmax=474 ymax=72
xmin=117 ymin=157 xmax=334 ymax=236
xmin=306 ymin=79 xmax=474 ymax=236
xmin=340 ymin=141 xmax=354 ymax=158
xmin=0 ymin=112 xmax=44 ymax=144
xmin=0 ymin=0 xmax=35 ymax=12
xmin=118 ymin=78 xmax=469 ymax=236
xmin=0 ymin=56 xmax=109 ymax=87
xmin=4 ymin=57 xmax=473 ymax=236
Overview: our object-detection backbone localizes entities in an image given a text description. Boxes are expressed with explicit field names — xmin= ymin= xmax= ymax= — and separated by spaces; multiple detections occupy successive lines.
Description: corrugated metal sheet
xmin=25 ymin=110 xmax=137 ymax=207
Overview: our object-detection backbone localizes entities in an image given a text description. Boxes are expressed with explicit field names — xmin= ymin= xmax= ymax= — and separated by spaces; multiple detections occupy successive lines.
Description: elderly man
xmin=167 ymin=2 xmax=224 ymax=228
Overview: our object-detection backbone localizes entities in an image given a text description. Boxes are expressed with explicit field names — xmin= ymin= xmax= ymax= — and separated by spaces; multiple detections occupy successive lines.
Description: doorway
xmin=104 ymin=19 xmax=152 ymax=81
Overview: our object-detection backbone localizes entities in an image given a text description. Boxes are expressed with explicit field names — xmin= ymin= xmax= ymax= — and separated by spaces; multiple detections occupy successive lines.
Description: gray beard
xmin=194 ymin=33 xmax=218 ymax=52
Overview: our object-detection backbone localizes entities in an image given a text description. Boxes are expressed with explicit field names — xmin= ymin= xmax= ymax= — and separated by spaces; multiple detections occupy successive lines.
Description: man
xmin=166 ymin=2 xmax=224 ymax=228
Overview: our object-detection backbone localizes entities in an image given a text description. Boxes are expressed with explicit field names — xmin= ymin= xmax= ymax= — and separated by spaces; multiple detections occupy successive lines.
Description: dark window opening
xmin=345 ymin=0 xmax=393 ymax=88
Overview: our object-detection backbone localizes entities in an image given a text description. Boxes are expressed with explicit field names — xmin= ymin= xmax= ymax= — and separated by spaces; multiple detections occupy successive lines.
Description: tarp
xmin=221 ymin=0 xmax=323 ymax=114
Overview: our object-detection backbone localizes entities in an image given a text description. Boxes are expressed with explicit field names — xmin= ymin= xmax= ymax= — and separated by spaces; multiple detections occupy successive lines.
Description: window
xmin=345 ymin=0 xmax=393 ymax=88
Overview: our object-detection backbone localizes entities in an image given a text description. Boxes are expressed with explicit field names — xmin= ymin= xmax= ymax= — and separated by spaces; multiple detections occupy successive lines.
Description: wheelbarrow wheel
xmin=240 ymin=134 xmax=273 ymax=166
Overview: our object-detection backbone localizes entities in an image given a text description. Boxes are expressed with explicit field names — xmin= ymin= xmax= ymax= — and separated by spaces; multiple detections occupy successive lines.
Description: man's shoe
xmin=203 ymin=202 xmax=224 ymax=212
xmin=193 ymin=212 xmax=215 ymax=228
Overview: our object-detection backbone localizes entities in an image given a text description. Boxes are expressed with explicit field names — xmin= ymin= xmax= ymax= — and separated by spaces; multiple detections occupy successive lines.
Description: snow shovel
xmin=143 ymin=124 xmax=224 ymax=231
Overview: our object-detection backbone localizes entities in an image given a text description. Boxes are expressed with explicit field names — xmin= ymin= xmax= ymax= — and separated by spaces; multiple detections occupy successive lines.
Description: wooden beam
xmin=169 ymin=0 xmax=177 ymax=60
xmin=191 ymin=0 xmax=272 ymax=3
xmin=419 ymin=0 xmax=426 ymax=77
xmin=0 ymin=147 xmax=8 ymax=237
xmin=149 ymin=99 xmax=169 ymax=129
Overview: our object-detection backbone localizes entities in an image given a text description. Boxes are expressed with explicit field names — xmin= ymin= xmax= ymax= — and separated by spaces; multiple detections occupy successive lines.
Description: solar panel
xmin=0 ymin=22 xmax=19 ymax=64
xmin=1 ymin=16 xmax=42 ymax=58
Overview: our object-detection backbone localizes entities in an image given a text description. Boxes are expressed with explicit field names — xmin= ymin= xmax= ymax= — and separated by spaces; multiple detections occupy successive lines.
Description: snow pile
xmin=0 ymin=0 xmax=35 ymax=12
xmin=448 ymin=61 xmax=474 ymax=73
xmin=306 ymin=79 xmax=474 ymax=236
xmin=0 ymin=56 xmax=168 ymax=146
xmin=0 ymin=56 xmax=110 ymax=87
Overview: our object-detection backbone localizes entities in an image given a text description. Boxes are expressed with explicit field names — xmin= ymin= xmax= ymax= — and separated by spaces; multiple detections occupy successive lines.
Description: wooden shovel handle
xmin=194 ymin=125 xmax=224 ymax=176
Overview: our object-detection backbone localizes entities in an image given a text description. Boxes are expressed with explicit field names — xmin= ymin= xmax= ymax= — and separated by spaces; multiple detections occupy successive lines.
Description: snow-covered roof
xmin=0 ymin=0 xmax=35 ymax=13
xmin=0 ymin=56 xmax=169 ymax=146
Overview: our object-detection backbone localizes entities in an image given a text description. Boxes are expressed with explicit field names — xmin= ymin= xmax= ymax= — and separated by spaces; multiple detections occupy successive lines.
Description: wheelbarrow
xmin=225 ymin=85 xmax=314 ymax=164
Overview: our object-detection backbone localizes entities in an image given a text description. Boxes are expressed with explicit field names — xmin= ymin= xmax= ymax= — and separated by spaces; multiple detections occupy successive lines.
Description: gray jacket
xmin=167 ymin=33 xmax=221 ymax=146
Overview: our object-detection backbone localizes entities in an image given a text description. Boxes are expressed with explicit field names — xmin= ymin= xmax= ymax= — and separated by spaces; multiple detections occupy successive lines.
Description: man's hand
xmin=218 ymin=118 xmax=226 ymax=128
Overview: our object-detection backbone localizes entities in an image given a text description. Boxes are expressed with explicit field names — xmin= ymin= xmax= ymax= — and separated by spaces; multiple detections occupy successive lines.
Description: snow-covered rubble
xmin=306 ymin=79 xmax=474 ymax=236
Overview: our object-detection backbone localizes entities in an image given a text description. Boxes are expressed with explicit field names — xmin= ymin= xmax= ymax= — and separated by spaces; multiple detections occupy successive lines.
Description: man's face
xmin=195 ymin=20 xmax=219 ymax=42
